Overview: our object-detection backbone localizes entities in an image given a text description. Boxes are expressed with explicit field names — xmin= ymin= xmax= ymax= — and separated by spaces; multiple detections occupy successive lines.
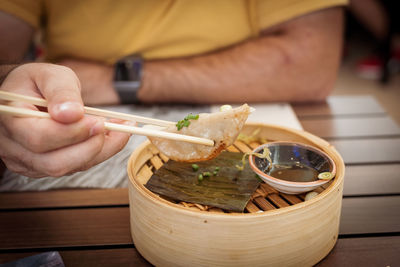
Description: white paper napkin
xmin=211 ymin=103 xmax=303 ymax=130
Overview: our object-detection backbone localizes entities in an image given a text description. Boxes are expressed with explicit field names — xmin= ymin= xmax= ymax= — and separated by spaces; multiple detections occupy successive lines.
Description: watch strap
xmin=114 ymin=81 xmax=141 ymax=104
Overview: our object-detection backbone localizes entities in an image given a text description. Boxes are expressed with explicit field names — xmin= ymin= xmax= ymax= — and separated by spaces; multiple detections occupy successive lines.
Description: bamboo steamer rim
xmin=127 ymin=122 xmax=345 ymax=218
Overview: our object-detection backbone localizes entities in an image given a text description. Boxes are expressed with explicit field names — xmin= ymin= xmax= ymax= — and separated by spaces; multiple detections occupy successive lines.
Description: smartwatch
xmin=114 ymin=54 xmax=143 ymax=104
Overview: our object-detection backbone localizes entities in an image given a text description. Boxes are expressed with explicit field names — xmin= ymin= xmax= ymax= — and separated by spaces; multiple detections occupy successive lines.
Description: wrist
xmin=58 ymin=59 xmax=119 ymax=105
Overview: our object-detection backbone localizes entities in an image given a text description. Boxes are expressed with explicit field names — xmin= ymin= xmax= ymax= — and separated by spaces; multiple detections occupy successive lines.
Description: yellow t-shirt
xmin=1 ymin=0 xmax=347 ymax=64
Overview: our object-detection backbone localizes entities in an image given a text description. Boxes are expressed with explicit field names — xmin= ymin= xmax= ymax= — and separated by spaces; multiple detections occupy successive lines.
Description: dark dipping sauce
xmin=254 ymin=144 xmax=332 ymax=183
xmin=268 ymin=163 xmax=319 ymax=182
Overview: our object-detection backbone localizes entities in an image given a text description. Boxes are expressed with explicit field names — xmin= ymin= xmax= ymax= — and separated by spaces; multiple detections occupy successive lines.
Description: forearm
xmin=140 ymin=39 xmax=341 ymax=104
xmin=70 ymin=32 xmax=340 ymax=106
xmin=65 ymin=8 xmax=343 ymax=105
xmin=139 ymin=8 xmax=343 ymax=104
xmin=140 ymin=38 xmax=312 ymax=104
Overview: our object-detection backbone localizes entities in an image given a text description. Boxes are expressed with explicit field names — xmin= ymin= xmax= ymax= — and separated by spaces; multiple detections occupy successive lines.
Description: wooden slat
xmin=267 ymin=194 xmax=290 ymax=208
xmin=330 ymin=138 xmax=400 ymax=164
xmin=63 ymin=249 xmax=151 ymax=267
xmin=226 ymin=145 xmax=240 ymax=152
xmin=136 ymin=165 xmax=153 ymax=185
xmin=158 ymin=153 xmax=169 ymax=162
xmin=0 ymin=188 xmax=129 ymax=210
xmin=133 ymin=147 xmax=157 ymax=175
xmin=233 ymin=141 xmax=252 ymax=153
xmin=147 ymin=144 xmax=160 ymax=155
xmin=280 ymin=193 xmax=303 ymax=205
xmin=149 ymin=155 xmax=164 ymax=170
xmin=260 ymin=183 xmax=278 ymax=195
xmin=248 ymin=141 xmax=262 ymax=149
xmin=316 ymin=236 xmax=400 ymax=267
xmin=2 ymin=237 xmax=399 ymax=267
xmin=253 ymin=197 xmax=275 ymax=211
xmin=253 ymin=188 xmax=267 ymax=198
xmin=292 ymin=95 xmax=385 ymax=117
xmin=300 ymin=116 xmax=400 ymax=139
xmin=343 ymin=164 xmax=400 ymax=196
xmin=0 ymin=248 xmax=152 ymax=267
xmin=245 ymin=201 xmax=261 ymax=213
xmin=0 ymin=207 xmax=132 ymax=250
xmin=340 ymin=196 xmax=400 ymax=235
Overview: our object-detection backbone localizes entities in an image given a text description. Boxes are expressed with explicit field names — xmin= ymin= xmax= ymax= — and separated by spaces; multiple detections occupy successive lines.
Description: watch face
xmin=115 ymin=61 xmax=129 ymax=81
xmin=115 ymin=55 xmax=142 ymax=82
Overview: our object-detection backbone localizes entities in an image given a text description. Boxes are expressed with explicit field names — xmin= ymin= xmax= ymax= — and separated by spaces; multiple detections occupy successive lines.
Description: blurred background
xmin=334 ymin=0 xmax=400 ymax=124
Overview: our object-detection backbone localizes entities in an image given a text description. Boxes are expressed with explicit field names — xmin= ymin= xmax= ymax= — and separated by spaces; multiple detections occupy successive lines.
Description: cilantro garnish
xmin=176 ymin=113 xmax=199 ymax=130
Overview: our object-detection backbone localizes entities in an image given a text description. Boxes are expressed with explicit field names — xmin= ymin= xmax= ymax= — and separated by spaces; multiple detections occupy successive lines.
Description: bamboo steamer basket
xmin=127 ymin=123 xmax=345 ymax=267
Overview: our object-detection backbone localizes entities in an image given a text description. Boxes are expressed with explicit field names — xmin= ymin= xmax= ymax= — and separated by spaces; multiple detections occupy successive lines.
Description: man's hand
xmin=0 ymin=63 xmax=130 ymax=178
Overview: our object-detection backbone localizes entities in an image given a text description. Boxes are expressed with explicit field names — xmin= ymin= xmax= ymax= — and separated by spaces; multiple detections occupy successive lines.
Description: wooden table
xmin=1 ymin=95 xmax=399 ymax=266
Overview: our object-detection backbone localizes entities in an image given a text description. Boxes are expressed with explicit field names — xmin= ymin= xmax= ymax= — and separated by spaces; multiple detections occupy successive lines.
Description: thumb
xmin=34 ymin=63 xmax=84 ymax=124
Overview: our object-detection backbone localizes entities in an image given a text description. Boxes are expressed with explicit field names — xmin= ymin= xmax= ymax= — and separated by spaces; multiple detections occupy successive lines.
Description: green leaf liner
xmin=145 ymin=152 xmax=261 ymax=212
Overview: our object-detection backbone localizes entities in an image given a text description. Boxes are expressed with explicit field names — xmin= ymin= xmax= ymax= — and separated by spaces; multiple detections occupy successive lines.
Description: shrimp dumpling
xmin=149 ymin=104 xmax=251 ymax=162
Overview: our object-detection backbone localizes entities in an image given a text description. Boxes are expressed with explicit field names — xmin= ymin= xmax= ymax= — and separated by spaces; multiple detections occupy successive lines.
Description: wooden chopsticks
xmin=0 ymin=91 xmax=214 ymax=147
xmin=0 ymin=91 xmax=174 ymax=126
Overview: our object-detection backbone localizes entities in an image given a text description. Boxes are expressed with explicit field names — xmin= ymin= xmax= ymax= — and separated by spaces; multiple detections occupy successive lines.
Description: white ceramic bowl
xmin=249 ymin=142 xmax=336 ymax=194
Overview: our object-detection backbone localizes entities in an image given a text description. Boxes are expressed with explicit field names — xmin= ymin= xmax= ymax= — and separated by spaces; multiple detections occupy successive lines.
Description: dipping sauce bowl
xmin=249 ymin=142 xmax=336 ymax=194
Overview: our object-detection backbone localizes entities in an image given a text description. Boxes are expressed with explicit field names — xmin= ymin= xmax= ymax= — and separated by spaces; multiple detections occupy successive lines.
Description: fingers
xmin=1 ymin=63 xmax=84 ymax=123
xmin=31 ymin=64 xmax=84 ymax=123
xmin=29 ymin=134 xmax=106 ymax=177
xmin=0 ymin=131 xmax=105 ymax=178
xmin=76 ymin=129 xmax=131 ymax=172
xmin=0 ymin=119 xmax=131 ymax=178
xmin=0 ymin=132 xmax=46 ymax=178
xmin=0 ymin=114 xmax=104 ymax=153
xmin=4 ymin=130 xmax=130 ymax=178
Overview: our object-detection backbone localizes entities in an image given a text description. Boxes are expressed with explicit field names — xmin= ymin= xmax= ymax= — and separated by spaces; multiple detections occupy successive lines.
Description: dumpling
xmin=149 ymin=104 xmax=251 ymax=162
